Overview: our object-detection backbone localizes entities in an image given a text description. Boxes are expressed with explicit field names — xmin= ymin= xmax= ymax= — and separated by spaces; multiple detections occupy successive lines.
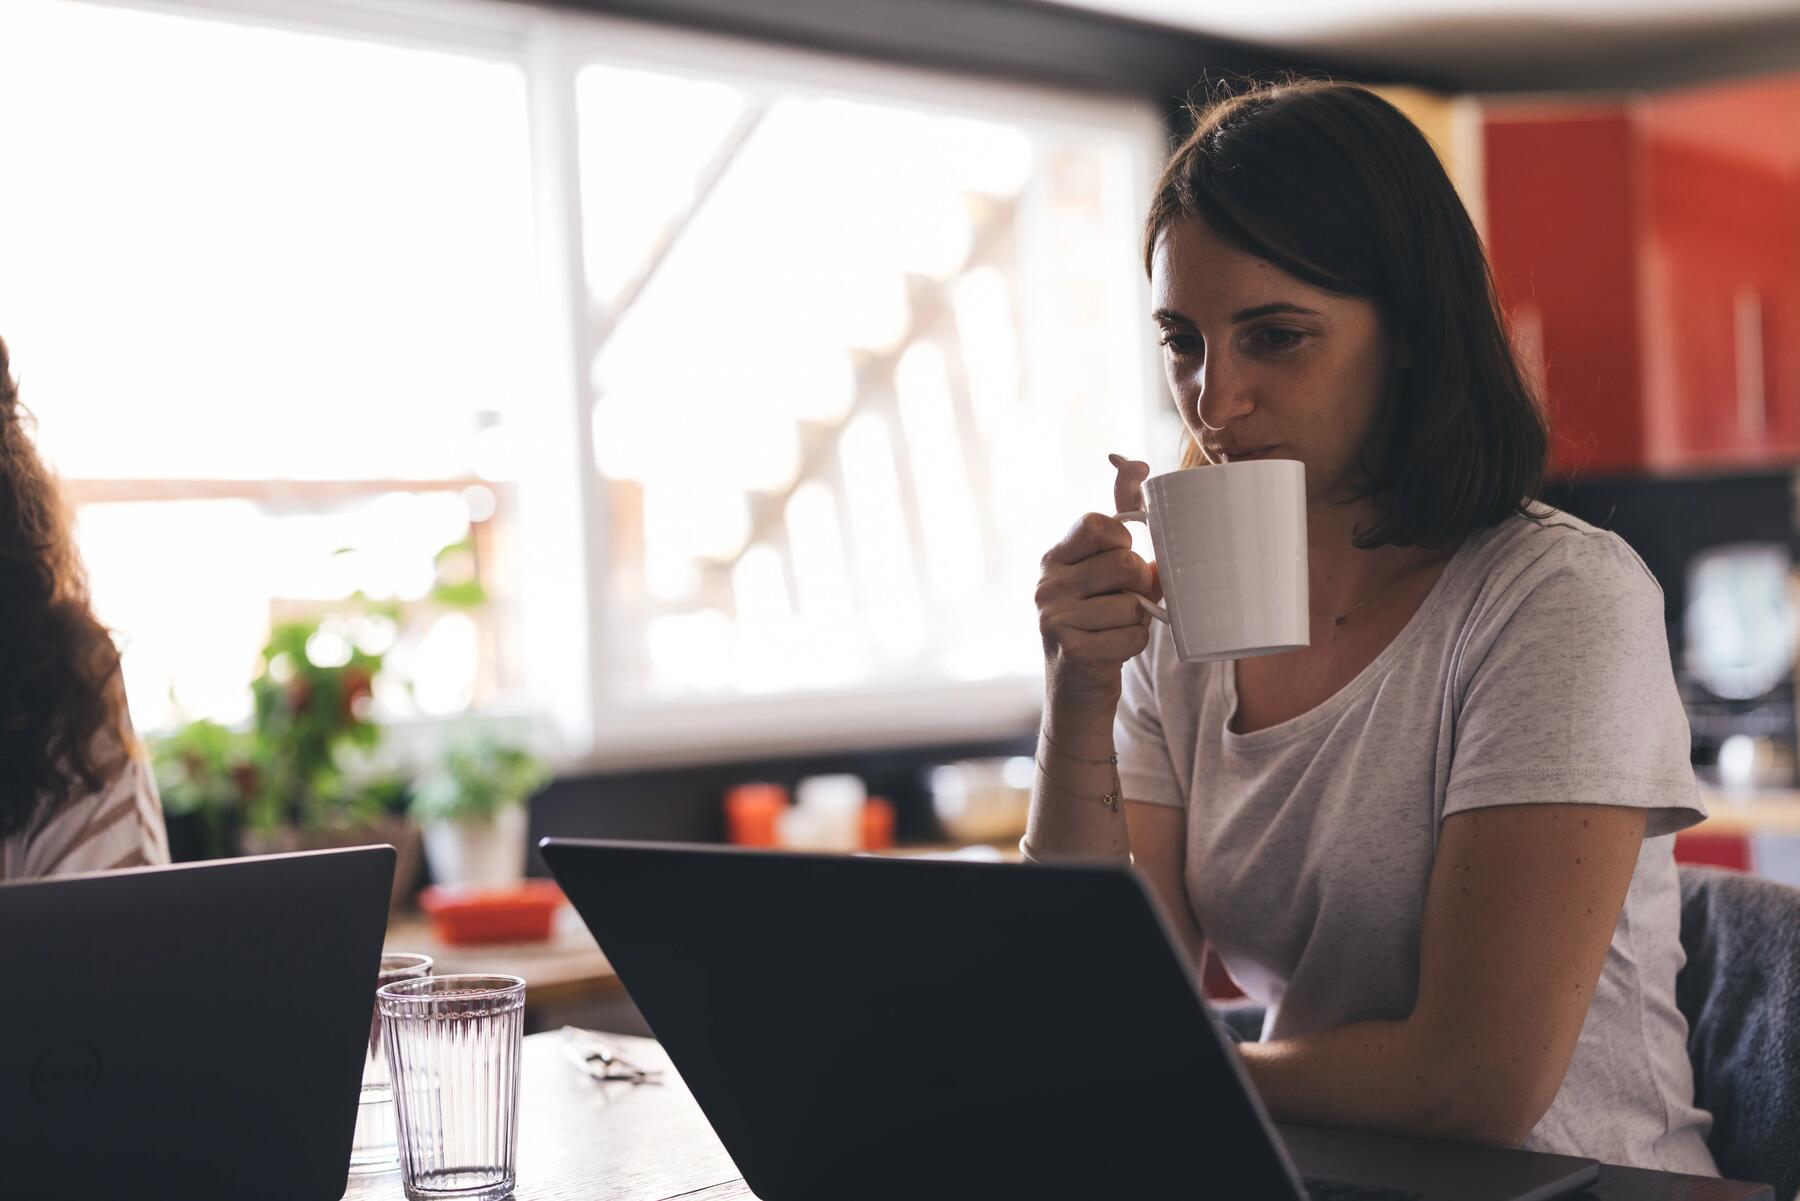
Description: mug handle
xmin=1112 ymin=510 xmax=1169 ymax=625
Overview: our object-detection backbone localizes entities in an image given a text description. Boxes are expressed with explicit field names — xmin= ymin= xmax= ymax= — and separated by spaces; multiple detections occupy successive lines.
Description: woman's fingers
xmin=1049 ymin=592 xmax=1149 ymax=633
xmin=1035 ymin=455 xmax=1159 ymax=687
xmin=1034 ymin=548 xmax=1155 ymax=608
xmin=1042 ymin=511 xmax=1133 ymax=567
xmin=1109 ymin=452 xmax=1151 ymax=515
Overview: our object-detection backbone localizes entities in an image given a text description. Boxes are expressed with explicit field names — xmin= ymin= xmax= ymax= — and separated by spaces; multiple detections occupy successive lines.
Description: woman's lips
xmin=1222 ymin=445 xmax=1279 ymax=462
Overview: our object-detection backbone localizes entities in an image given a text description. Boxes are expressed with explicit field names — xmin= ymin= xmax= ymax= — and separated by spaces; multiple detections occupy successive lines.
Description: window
xmin=563 ymin=25 xmax=1167 ymax=759
xmin=0 ymin=0 xmax=540 ymax=733
xmin=0 ymin=0 xmax=1167 ymax=767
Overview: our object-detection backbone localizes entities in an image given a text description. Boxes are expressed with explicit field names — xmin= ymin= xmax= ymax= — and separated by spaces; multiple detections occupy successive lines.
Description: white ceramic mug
xmin=1113 ymin=459 xmax=1309 ymax=662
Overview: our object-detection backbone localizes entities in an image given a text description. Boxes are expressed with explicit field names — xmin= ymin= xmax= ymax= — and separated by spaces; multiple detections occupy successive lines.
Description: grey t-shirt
xmin=1115 ymin=506 xmax=1717 ymax=1175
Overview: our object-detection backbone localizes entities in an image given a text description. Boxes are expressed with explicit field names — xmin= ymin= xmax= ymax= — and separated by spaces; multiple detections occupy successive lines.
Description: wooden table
xmin=341 ymin=1032 xmax=1773 ymax=1201
xmin=342 ymin=1033 xmax=741 ymax=1201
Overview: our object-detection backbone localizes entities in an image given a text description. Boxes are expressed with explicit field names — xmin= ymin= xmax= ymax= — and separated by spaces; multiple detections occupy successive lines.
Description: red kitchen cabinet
xmin=1482 ymin=75 xmax=1800 ymax=477
xmin=1640 ymin=78 xmax=1800 ymax=469
xmin=1484 ymin=107 xmax=1646 ymax=475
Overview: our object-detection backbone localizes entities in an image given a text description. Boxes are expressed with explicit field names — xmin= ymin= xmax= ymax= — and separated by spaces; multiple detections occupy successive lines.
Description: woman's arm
xmin=1025 ymin=455 xmax=1204 ymax=964
xmin=1126 ymin=799 xmax=1206 ymax=973
xmin=1023 ymin=695 xmax=1135 ymax=865
xmin=1024 ymin=460 xmax=1160 ymax=865
xmin=1236 ymin=801 xmax=1644 ymax=1146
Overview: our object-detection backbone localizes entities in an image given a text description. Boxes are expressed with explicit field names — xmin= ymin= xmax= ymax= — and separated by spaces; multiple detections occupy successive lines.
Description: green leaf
xmin=409 ymin=727 xmax=549 ymax=824
xmin=429 ymin=579 xmax=489 ymax=608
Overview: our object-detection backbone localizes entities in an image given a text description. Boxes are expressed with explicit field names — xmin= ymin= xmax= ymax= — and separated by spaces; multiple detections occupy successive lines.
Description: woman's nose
xmin=1195 ymin=359 xmax=1256 ymax=432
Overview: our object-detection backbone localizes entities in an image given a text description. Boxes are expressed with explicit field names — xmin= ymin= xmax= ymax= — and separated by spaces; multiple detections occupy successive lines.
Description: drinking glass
xmin=349 ymin=952 xmax=434 ymax=1173
xmin=378 ymin=973 xmax=527 ymax=1201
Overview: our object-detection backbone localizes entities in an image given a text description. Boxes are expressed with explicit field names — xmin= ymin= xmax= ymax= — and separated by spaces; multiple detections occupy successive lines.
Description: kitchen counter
xmin=1695 ymin=788 xmax=1800 ymax=834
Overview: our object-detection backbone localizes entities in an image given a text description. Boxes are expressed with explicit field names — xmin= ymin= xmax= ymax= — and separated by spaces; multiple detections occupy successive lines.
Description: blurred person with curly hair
xmin=0 ymin=335 xmax=167 ymax=879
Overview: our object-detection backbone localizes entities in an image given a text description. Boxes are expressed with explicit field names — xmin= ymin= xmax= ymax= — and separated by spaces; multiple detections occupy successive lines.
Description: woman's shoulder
xmin=1438 ymin=504 xmax=1668 ymax=678
xmin=3 ymin=710 xmax=169 ymax=881
xmin=1458 ymin=502 xmax=1662 ymax=604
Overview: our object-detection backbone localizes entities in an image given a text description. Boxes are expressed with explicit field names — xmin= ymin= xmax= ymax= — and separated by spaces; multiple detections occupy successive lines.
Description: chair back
xmin=1677 ymin=864 xmax=1800 ymax=1201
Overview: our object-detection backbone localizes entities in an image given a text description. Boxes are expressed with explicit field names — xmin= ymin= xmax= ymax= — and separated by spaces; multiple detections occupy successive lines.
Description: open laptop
xmin=1 ymin=846 xmax=394 ymax=1201
xmin=541 ymin=838 xmax=1602 ymax=1201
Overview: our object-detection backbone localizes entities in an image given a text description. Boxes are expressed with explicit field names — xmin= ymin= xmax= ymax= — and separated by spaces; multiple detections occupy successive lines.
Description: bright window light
xmin=0 ymin=0 xmax=1162 ymax=759
xmin=0 ymin=0 xmax=540 ymax=731
xmin=575 ymin=56 xmax=1156 ymax=709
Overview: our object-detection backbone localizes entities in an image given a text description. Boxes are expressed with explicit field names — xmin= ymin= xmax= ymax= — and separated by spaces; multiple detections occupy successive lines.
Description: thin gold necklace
xmin=1329 ymin=560 xmax=1423 ymax=627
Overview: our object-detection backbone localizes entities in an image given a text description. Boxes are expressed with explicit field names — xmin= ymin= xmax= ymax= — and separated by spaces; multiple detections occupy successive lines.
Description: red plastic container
xmin=725 ymin=782 xmax=789 ymax=846
xmin=418 ymin=880 xmax=566 ymax=945
xmin=861 ymin=797 xmax=895 ymax=850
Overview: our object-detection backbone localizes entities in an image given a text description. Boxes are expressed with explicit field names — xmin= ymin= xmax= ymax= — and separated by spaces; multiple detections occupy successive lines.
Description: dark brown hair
xmin=0 ymin=336 xmax=130 ymax=839
xmin=1145 ymin=78 xmax=1548 ymax=549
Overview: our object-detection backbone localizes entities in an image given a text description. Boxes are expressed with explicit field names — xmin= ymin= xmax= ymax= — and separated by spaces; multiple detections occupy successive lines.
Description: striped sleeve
xmin=23 ymin=752 xmax=171 ymax=878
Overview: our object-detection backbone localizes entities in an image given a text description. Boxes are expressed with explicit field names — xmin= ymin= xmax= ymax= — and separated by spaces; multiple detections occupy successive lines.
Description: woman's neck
xmin=1304 ymin=498 xmax=1441 ymax=621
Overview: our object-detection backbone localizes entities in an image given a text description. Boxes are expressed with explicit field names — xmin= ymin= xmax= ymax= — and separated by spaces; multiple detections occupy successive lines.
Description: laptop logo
xmin=31 ymin=1043 xmax=102 ymax=1104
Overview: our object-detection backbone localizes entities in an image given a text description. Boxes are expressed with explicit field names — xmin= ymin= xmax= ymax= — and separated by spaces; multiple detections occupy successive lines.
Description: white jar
xmin=792 ymin=774 xmax=866 ymax=852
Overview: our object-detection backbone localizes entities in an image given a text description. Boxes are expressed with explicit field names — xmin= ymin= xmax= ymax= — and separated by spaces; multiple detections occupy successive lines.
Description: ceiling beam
xmin=512 ymin=0 xmax=1446 ymax=106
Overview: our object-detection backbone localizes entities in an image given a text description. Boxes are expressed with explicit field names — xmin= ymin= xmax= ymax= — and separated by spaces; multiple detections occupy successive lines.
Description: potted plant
xmin=410 ymin=727 xmax=549 ymax=888
xmin=148 ymin=536 xmax=488 ymax=894
xmin=151 ymin=717 xmax=253 ymax=862
xmin=148 ymin=616 xmax=418 ymax=903
xmin=239 ymin=617 xmax=421 ymax=900
xmin=232 ymin=618 xmax=385 ymax=827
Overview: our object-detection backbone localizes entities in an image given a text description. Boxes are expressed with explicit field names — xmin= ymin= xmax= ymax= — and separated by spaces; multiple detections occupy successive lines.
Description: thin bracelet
xmin=1037 ymin=728 xmax=1119 ymax=767
xmin=1034 ymin=761 xmax=1122 ymax=812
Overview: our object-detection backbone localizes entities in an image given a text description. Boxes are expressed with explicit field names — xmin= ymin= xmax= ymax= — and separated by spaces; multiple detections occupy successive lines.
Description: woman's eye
xmin=1253 ymin=327 xmax=1307 ymax=351
xmin=1159 ymin=332 xmax=1201 ymax=357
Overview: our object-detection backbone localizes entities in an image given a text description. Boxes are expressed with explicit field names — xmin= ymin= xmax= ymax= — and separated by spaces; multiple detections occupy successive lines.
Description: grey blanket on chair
xmin=1677 ymin=865 xmax=1800 ymax=1201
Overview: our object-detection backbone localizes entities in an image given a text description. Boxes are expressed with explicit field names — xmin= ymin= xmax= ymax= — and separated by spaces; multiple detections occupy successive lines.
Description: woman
xmin=1027 ymin=80 xmax=1715 ymax=1174
xmin=0 ymin=335 xmax=168 ymax=879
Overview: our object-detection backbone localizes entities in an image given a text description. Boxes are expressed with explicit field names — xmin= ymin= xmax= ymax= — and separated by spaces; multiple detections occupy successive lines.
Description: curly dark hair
xmin=0 ymin=336 xmax=130 ymax=840
xmin=1145 ymin=78 xmax=1548 ymax=550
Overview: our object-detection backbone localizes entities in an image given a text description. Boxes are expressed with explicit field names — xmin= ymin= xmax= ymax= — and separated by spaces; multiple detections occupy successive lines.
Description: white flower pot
xmin=421 ymin=804 xmax=528 ymax=888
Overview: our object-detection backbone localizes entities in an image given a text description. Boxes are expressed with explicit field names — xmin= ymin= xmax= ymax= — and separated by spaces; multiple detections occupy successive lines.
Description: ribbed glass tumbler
xmin=350 ymin=952 xmax=434 ymax=1173
xmin=377 ymin=973 xmax=526 ymax=1201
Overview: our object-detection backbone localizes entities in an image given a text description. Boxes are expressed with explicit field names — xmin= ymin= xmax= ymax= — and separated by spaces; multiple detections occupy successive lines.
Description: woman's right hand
xmin=1034 ymin=453 xmax=1161 ymax=708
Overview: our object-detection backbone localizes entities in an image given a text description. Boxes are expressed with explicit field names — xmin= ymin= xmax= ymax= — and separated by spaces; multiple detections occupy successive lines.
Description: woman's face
xmin=1149 ymin=217 xmax=1404 ymax=503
